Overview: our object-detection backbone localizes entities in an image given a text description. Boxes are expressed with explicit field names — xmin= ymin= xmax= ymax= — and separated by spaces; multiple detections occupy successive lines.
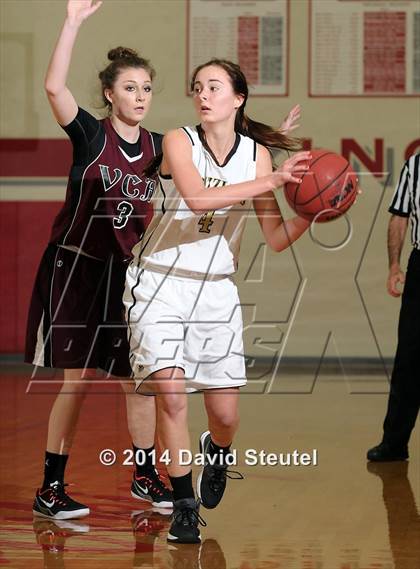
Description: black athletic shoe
xmin=167 ymin=498 xmax=206 ymax=544
xmin=196 ymin=431 xmax=243 ymax=509
xmin=33 ymin=481 xmax=90 ymax=520
xmin=367 ymin=442 xmax=409 ymax=462
xmin=131 ymin=469 xmax=173 ymax=508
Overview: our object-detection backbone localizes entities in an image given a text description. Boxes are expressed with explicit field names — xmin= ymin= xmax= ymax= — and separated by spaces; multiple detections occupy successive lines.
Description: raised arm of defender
xmin=44 ymin=0 xmax=102 ymax=126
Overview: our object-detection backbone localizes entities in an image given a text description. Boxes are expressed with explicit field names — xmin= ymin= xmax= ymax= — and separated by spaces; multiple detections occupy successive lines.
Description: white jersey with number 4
xmin=131 ymin=125 xmax=257 ymax=277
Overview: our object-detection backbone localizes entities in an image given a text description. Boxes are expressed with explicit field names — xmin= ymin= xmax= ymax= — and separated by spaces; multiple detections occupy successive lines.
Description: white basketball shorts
xmin=124 ymin=265 xmax=246 ymax=393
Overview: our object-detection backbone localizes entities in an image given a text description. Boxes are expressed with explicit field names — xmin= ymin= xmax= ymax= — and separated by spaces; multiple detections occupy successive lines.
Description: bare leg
xmin=46 ymin=368 xmax=96 ymax=454
xmin=34 ymin=368 xmax=94 ymax=518
xmin=203 ymin=388 xmax=240 ymax=446
xmin=151 ymin=368 xmax=190 ymax=478
xmin=120 ymin=379 xmax=156 ymax=449
xmin=122 ymin=377 xmax=173 ymax=507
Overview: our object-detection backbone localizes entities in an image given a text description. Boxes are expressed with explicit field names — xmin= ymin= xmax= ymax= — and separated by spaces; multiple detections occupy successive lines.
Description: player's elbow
xmin=44 ymin=78 xmax=63 ymax=97
xmin=271 ymin=240 xmax=289 ymax=253
xmin=268 ymin=231 xmax=295 ymax=252
xmin=186 ymin=199 xmax=208 ymax=215
xmin=184 ymin=191 xmax=211 ymax=214
xmin=44 ymin=82 xmax=59 ymax=97
xmin=262 ymin=227 xmax=290 ymax=252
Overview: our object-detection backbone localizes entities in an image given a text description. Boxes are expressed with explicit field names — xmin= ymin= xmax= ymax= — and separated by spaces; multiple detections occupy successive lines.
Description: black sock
xmin=208 ymin=439 xmax=232 ymax=466
xmin=169 ymin=471 xmax=194 ymax=501
xmin=42 ymin=451 xmax=69 ymax=490
xmin=132 ymin=444 xmax=155 ymax=476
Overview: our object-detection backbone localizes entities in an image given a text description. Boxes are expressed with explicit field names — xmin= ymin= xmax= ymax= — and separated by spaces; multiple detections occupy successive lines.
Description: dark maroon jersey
xmin=49 ymin=107 xmax=161 ymax=261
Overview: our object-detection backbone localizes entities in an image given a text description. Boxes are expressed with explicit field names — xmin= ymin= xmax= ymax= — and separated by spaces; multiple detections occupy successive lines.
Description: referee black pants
xmin=382 ymin=248 xmax=420 ymax=449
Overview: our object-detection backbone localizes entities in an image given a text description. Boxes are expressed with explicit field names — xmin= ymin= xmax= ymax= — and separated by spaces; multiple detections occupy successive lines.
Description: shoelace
xmin=48 ymin=483 xmax=71 ymax=507
xmin=139 ymin=470 xmax=168 ymax=496
xmin=208 ymin=466 xmax=244 ymax=493
xmin=175 ymin=506 xmax=207 ymax=528
xmin=153 ymin=470 xmax=169 ymax=494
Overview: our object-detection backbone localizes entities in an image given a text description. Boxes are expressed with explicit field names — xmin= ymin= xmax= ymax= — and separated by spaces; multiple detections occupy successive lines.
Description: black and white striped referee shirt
xmin=388 ymin=154 xmax=420 ymax=250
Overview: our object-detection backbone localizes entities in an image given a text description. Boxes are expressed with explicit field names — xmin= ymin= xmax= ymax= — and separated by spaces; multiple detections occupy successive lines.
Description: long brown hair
xmin=98 ymin=47 xmax=155 ymax=112
xmin=144 ymin=58 xmax=301 ymax=177
xmin=190 ymin=58 xmax=301 ymax=152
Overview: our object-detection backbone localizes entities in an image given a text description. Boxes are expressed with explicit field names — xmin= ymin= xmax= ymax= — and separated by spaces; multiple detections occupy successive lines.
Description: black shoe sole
xmin=367 ymin=454 xmax=408 ymax=462
xmin=130 ymin=490 xmax=173 ymax=508
xmin=32 ymin=507 xmax=90 ymax=520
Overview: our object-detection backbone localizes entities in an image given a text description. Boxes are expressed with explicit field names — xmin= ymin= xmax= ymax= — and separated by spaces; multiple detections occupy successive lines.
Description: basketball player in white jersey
xmin=124 ymin=59 xmax=312 ymax=543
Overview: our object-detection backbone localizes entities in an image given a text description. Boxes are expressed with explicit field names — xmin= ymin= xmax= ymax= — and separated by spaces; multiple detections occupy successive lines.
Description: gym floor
xmin=1 ymin=366 xmax=419 ymax=569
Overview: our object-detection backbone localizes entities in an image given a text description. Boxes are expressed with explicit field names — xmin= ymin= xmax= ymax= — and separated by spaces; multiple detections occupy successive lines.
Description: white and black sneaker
xmin=167 ymin=498 xmax=206 ymax=544
xmin=33 ymin=481 xmax=90 ymax=520
xmin=197 ymin=431 xmax=243 ymax=509
xmin=131 ymin=469 xmax=173 ymax=508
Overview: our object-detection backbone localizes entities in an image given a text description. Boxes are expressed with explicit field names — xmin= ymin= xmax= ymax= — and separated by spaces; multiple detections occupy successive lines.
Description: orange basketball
xmin=284 ymin=150 xmax=358 ymax=223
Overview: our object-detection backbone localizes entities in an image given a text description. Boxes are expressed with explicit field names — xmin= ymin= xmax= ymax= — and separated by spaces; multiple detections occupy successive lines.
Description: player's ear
xmin=104 ymin=89 xmax=113 ymax=105
xmin=234 ymin=93 xmax=244 ymax=110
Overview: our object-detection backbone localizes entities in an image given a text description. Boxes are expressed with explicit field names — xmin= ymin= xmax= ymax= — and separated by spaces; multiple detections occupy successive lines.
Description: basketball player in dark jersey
xmin=27 ymin=0 xmax=172 ymax=520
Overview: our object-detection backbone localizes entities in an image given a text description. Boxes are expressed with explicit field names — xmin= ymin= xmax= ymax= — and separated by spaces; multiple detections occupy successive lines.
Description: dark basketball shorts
xmin=25 ymin=244 xmax=132 ymax=377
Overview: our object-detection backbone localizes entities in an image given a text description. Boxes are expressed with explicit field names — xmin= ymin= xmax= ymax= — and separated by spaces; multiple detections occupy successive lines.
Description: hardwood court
xmin=1 ymin=366 xmax=419 ymax=569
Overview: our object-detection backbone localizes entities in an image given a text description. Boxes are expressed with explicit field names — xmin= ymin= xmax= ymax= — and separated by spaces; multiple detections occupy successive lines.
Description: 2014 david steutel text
xmin=99 ymin=448 xmax=318 ymax=467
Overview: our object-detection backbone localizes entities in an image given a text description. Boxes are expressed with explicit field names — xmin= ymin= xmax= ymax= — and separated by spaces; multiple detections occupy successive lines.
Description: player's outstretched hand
xmin=271 ymin=151 xmax=311 ymax=188
xmin=387 ymin=267 xmax=405 ymax=297
xmin=279 ymin=104 xmax=301 ymax=134
xmin=67 ymin=0 xmax=103 ymax=25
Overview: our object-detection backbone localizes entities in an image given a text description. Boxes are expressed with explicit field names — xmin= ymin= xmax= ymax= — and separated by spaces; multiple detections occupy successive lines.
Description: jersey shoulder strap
xmin=150 ymin=132 xmax=163 ymax=156
xmin=181 ymin=126 xmax=200 ymax=147
xmin=239 ymin=133 xmax=258 ymax=163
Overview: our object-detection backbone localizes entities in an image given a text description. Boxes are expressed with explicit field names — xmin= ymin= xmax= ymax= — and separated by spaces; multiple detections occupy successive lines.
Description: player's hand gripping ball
xmin=284 ymin=150 xmax=358 ymax=223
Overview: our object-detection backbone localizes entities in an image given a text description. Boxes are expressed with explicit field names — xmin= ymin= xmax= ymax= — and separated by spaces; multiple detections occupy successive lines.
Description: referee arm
xmin=387 ymin=214 xmax=409 ymax=298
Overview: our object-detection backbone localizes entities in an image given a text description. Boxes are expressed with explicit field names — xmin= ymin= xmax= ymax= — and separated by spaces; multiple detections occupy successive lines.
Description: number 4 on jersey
xmin=198 ymin=176 xmax=226 ymax=233
xmin=198 ymin=211 xmax=215 ymax=233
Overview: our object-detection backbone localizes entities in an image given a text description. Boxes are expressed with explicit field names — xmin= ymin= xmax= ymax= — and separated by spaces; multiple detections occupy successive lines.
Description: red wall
xmin=0 ymin=139 xmax=72 ymax=352
xmin=0 ymin=202 xmax=63 ymax=351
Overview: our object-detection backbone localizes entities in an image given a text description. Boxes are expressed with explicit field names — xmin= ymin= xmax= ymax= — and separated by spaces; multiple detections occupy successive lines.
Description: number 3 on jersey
xmin=113 ymin=200 xmax=134 ymax=229
xmin=198 ymin=211 xmax=215 ymax=233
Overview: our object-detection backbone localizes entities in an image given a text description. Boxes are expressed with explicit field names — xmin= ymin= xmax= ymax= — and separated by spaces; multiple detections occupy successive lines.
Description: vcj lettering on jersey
xmin=99 ymin=164 xmax=156 ymax=230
